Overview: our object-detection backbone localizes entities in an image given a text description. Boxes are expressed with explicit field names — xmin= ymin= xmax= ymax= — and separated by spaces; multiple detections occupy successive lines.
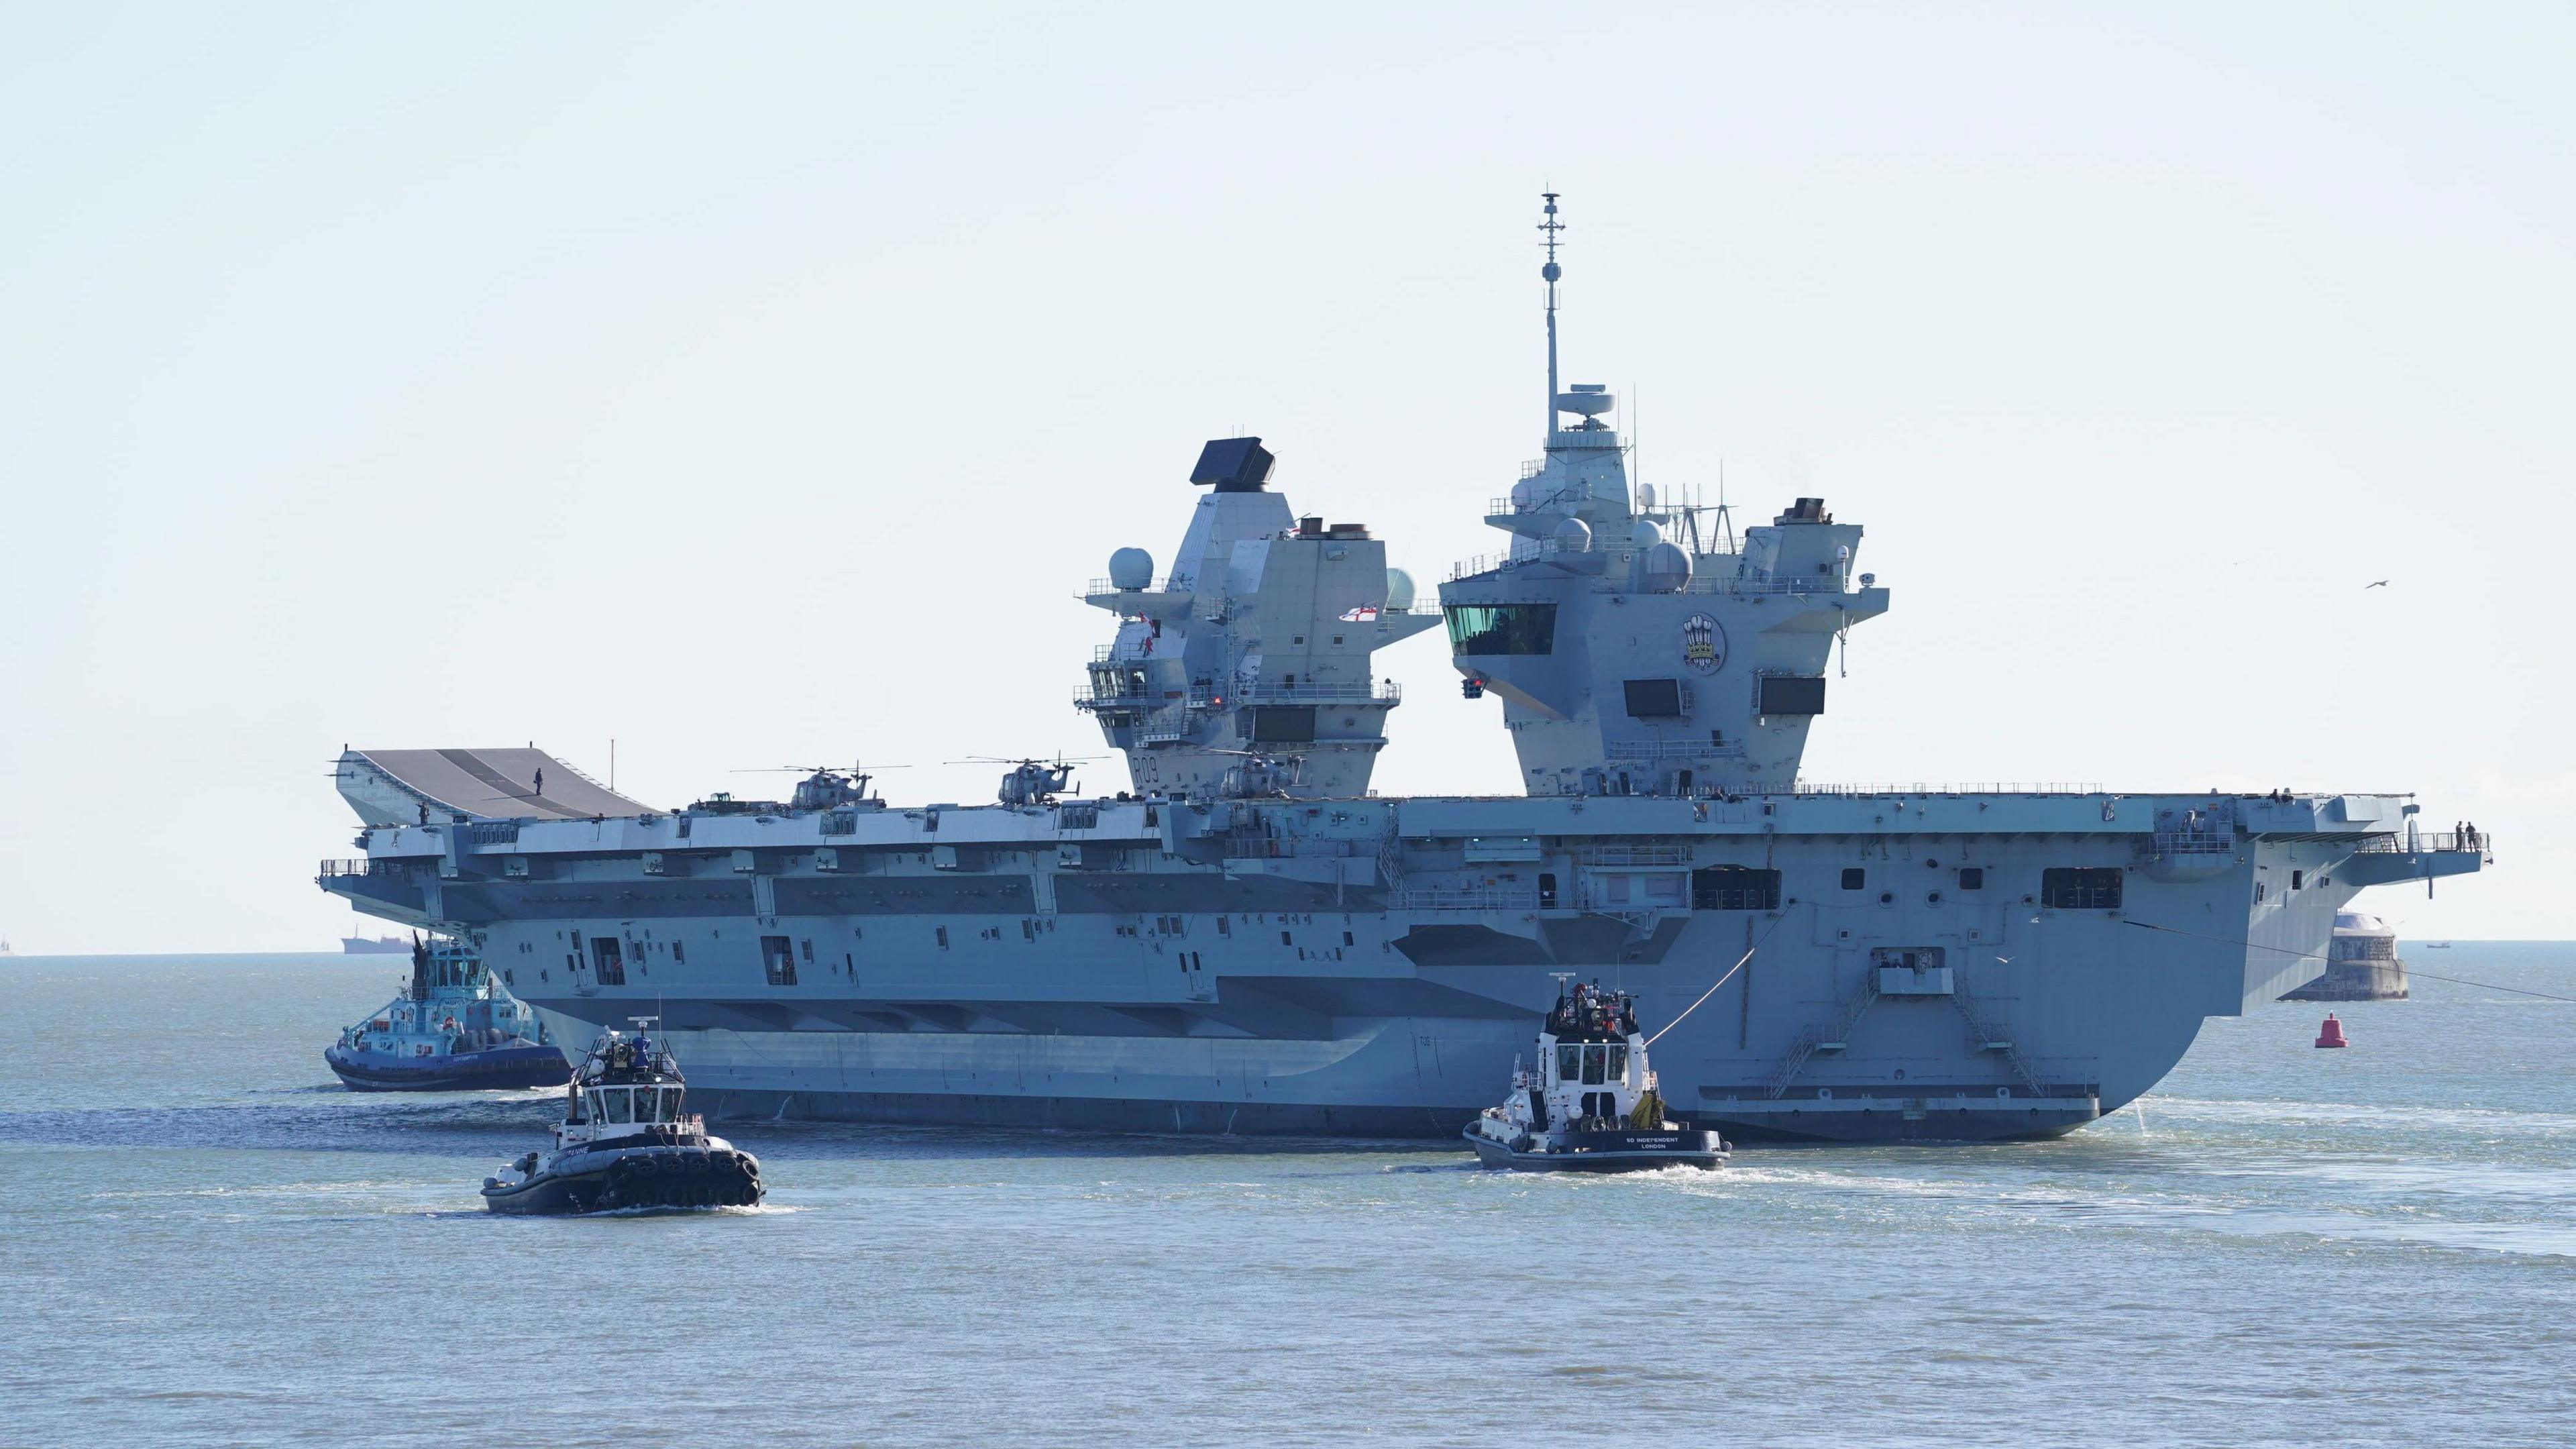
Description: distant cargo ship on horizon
xmin=341 ymin=933 xmax=410 ymax=955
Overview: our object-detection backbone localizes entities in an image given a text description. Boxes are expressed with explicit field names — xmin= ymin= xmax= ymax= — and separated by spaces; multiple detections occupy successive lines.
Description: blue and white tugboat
xmin=325 ymin=936 xmax=567 ymax=1091
xmin=481 ymin=1019 xmax=765 ymax=1215
xmin=1465 ymin=979 xmax=1729 ymax=1172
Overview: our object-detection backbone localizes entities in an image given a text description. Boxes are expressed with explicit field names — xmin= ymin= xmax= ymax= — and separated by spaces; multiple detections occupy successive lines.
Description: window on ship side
xmin=2040 ymin=867 xmax=2123 ymax=911
xmin=1956 ymin=867 xmax=1983 ymax=892
xmin=1841 ymin=868 xmax=1866 ymax=890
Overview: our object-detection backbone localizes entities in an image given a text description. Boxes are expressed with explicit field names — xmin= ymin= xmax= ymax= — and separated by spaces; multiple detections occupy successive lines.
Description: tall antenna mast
xmin=1540 ymin=191 xmax=1564 ymax=437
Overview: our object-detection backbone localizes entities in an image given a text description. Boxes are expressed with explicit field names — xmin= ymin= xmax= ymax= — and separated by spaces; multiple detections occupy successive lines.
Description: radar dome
xmin=1384 ymin=567 xmax=1417 ymax=612
xmin=1636 ymin=482 xmax=1657 ymax=508
xmin=1551 ymin=517 xmax=1593 ymax=552
xmin=1108 ymin=547 xmax=1154 ymax=590
xmin=1509 ymin=478 xmax=1539 ymax=510
xmin=1630 ymin=519 xmax=1666 ymax=549
xmin=1555 ymin=386 xmax=1617 ymax=418
xmin=1642 ymin=540 xmax=1692 ymax=592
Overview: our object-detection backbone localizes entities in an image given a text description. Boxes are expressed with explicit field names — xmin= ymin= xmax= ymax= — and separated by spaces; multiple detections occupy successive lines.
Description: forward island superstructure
xmin=318 ymin=197 xmax=2487 ymax=1141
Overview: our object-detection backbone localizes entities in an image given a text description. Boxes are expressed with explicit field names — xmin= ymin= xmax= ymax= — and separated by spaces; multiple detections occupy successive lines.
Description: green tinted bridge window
xmin=1444 ymin=604 xmax=1557 ymax=656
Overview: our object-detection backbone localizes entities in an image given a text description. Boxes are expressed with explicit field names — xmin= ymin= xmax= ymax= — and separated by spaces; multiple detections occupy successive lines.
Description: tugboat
xmin=481 ymin=1019 xmax=765 ymax=1214
xmin=1465 ymin=978 xmax=1729 ymax=1172
xmin=325 ymin=936 xmax=568 ymax=1091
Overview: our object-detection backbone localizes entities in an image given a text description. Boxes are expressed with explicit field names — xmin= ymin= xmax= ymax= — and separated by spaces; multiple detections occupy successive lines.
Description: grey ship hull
xmin=315 ymin=201 xmax=2484 ymax=1144
xmin=323 ymin=790 xmax=2484 ymax=1144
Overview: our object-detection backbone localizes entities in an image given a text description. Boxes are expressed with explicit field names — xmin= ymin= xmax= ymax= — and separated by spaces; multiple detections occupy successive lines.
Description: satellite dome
xmin=1630 ymin=518 xmax=1665 ymax=549
xmin=1108 ymin=547 xmax=1154 ymax=590
xmin=1636 ymin=482 xmax=1657 ymax=508
xmin=1642 ymin=540 xmax=1692 ymax=593
xmin=1384 ymin=567 xmax=1417 ymax=612
xmin=1551 ymin=517 xmax=1593 ymax=552
xmin=1509 ymin=478 xmax=1538 ymax=511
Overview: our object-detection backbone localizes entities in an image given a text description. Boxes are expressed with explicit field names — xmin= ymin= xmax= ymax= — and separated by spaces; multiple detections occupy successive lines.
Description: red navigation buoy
xmin=2314 ymin=1012 xmax=2349 ymax=1049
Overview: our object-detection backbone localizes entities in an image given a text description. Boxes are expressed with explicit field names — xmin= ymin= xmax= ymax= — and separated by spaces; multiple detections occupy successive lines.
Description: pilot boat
xmin=1464 ymin=979 xmax=1729 ymax=1171
xmin=481 ymin=1018 xmax=765 ymax=1214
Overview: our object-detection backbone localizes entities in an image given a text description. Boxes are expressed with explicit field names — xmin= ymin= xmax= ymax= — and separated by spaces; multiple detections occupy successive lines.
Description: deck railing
xmin=2354 ymin=831 xmax=2490 ymax=854
xmin=1385 ymin=885 xmax=1540 ymax=912
xmin=317 ymin=859 xmax=410 ymax=879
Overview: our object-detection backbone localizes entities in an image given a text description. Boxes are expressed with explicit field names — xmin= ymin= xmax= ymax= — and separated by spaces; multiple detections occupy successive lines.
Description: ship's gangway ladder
xmin=1948 ymin=975 xmax=2049 ymax=1099
xmin=1765 ymin=976 xmax=1882 ymax=1099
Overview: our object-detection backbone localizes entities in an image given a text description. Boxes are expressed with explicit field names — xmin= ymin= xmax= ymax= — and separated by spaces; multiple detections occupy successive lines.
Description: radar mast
xmin=1540 ymin=190 xmax=1564 ymax=435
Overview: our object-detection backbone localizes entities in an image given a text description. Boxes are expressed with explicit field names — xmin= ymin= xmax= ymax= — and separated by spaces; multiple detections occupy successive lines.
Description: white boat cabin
xmin=553 ymin=1023 xmax=704 ymax=1150
xmin=1474 ymin=981 xmax=1674 ymax=1148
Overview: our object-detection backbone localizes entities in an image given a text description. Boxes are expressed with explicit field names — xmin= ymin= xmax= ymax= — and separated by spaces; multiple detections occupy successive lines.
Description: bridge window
xmin=2041 ymin=867 xmax=2124 ymax=911
xmin=1557 ymin=1044 xmax=1580 ymax=1081
xmin=1623 ymin=678 xmax=1684 ymax=718
xmin=1756 ymin=676 xmax=1827 ymax=716
xmin=1246 ymin=706 xmax=1317 ymax=743
xmin=1693 ymin=865 xmax=1782 ymax=911
xmin=1444 ymin=603 xmax=1558 ymax=656
xmin=761 ymin=934 xmax=798 ymax=985
xmin=603 ymin=1089 xmax=633 ymax=1124
xmin=1582 ymin=1044 xmax=1607 ymax=1085
xmin=1608 ymin=1044 xmax=1628 ymax=1080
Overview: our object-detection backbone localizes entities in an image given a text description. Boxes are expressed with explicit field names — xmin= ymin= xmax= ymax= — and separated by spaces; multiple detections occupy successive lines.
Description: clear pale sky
xmin=3 ymin=3 xmax=2565 ymax=952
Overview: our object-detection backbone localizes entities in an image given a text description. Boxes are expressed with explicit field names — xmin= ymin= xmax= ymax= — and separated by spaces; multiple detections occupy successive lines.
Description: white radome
xmin=1642 ymin=540 xmax=1691 ymax=592
xmin=1108 ymin=547 xmax=1154 ymax=590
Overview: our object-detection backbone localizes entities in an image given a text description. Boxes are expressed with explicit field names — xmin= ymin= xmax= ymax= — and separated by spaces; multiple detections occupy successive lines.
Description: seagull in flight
xmin=2365 ymin=580 xmax=2390 ymax=589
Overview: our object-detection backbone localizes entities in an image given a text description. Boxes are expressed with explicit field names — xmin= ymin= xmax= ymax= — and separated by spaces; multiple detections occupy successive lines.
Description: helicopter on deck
xmin=954 ymin=755 xmax=1098 ymax=808
xmin=1205 ymin=749 xmax=1307 ymax=800
xmin=693 ymin=761 xmax=905 ymax=816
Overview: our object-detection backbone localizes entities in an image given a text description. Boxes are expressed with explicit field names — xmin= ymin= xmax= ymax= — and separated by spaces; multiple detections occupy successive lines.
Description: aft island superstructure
xmin=319 ymin=197 xmax=2487 ymax=1142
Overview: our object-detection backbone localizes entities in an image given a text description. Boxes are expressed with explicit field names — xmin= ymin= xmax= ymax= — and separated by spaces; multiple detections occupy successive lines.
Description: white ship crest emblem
xmin=1680 ymin=613 xmax=1725 ymax=674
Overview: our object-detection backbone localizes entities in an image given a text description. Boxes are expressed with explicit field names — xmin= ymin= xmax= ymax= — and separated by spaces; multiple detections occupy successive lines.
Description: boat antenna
xmin=1540 ymin=190 xmax=1564 ymax=437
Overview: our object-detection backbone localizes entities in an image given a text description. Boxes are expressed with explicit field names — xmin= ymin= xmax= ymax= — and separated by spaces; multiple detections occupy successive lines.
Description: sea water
xmin=3 ymin=947 xmax=2572 ymax=1448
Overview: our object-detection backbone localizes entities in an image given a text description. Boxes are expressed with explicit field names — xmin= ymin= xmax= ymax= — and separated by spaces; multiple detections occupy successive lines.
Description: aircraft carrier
xmin=317 ymin=197 xmax=2487 ymax=1141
